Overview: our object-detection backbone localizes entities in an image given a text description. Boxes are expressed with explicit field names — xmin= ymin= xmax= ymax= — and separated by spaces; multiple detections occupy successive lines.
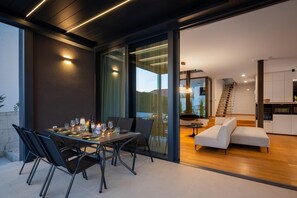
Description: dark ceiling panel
xmin=74 ymin=0 xmax=223 ymax=43
xmin=0 ymin=0 xmax=283 ymax=48
xmin=34 ymin=0 xmax=77 ymax=22
xmin=57 ymin=0 xmax=120 ymax=30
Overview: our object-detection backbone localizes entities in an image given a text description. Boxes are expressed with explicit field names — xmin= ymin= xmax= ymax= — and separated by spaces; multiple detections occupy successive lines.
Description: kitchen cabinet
xmin=273 ymin=114 xmax=292 ymax=135
xmin=264 ymin=121 xmax=273 ymax=133
xmin=272 ymin=80 xmax=284 ymax=102
xmin=264 ymin=71 xmax=293 ymax=102
xmin=291 ymin=115 xmax=297 ymax=135
xmin=285 ymin=80 xmax=293 ymax=102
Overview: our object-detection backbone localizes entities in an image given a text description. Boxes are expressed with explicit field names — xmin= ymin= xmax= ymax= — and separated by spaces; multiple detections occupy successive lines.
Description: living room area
xmin=179 ymin=0 xmax=297 ymax=189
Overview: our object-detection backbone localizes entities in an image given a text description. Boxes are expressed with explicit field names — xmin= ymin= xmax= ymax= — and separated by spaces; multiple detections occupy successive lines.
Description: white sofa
xmin=231 ymin=126 xmax=270 ymax=152
xmin=194 ymin=117 xmax=237 ymax=151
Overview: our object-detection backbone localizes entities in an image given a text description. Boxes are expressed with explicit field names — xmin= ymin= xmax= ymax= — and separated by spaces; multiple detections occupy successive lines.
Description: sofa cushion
xmin=215 ymin=117 xmax=226 ymax=125
xmin=195 ymin=117 xmax=237 ymax=149
xmin=195 ymin=125 xmax=229 ymax=149
xmin=222 ymin=118 xmax=237 ymax=136
xmin=231 ymin=127 xmax=269 ymax=147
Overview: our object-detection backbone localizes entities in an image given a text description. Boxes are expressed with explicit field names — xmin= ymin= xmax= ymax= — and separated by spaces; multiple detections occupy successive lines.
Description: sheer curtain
xmin=99 ymin=48 xmax=125 ymax=123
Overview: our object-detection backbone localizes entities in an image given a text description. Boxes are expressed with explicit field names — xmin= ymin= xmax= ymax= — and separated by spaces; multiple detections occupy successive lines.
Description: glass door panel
xmin=99 ymin=47 xmax=125 ymax=123
xmin=130 ymin=38 xmax=168 ymax=156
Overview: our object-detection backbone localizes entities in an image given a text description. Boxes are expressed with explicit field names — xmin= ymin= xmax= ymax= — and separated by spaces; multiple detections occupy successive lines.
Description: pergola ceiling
xmin=0 ymin=0 xmax=283 ymax=49
xmin=0 ymin=0 xmax=224 ymax=48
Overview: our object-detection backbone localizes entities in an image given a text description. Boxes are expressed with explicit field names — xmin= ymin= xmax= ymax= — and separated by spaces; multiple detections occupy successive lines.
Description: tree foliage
xmin=0 ymin=94 xmax=6 ymax=108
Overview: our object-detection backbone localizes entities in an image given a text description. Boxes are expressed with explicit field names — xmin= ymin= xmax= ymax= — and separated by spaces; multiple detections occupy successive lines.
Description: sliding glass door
xmin=129 ymin=37 xmax=169 ymax=157
xmin=99 ymin=47 xmax=125 ymax=123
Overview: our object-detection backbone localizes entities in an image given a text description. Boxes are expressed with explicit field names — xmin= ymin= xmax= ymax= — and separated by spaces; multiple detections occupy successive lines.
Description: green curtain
xmin=100 ymin=48 xmax=125 ymax=123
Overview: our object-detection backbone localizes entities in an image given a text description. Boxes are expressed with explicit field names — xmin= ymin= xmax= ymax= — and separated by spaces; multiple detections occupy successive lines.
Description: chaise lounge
xmin=194 ymin=117 xmax=237 ymax=153
xmin=194 ymin=117 xmax=270 ymax=153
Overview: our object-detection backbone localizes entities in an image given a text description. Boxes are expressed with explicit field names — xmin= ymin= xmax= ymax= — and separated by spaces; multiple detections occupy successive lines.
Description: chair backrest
xmin=12 ymin=124 xmax=32 ymax=150
xmin=117 ymin=117 xmax=135 ymax=131
xmin=36 ymin=133 xmax=68 ymax=168
xmin=22 ymin=128 xmax=46 ymax=158
xmin=134 ymin=118 xmax=154 ymax=140
xmin=106 ymin=117 xmax=119 ymax=127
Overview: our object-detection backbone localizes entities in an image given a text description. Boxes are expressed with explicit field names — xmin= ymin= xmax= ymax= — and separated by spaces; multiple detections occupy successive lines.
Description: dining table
xmin=45 ymin=128 xmax=140 ymax=193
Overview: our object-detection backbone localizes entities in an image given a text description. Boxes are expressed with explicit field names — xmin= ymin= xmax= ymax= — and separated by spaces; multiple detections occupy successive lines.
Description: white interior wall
xmin=232 ymin=82 xmax=256 ymax=115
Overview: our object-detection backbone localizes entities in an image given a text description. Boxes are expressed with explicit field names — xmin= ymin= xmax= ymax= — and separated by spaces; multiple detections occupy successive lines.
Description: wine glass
xmin=108 ymin=121 xmax=113 ymax=132
xmin=101 ymin=123 xmax=107 ymax=136
xmin=70 ymin=120 xmax=75 ymax=131
xmin=75 ymin=118 xmax=80 ymax=126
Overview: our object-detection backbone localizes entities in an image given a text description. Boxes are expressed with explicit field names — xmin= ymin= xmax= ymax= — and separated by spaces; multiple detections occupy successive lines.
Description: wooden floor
xmin=180 ymin=126 xmax=297 ymax=188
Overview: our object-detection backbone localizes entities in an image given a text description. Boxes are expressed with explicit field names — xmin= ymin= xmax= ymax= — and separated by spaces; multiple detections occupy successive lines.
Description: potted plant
xmin=199 ymin=99 xmax=204 ymax=117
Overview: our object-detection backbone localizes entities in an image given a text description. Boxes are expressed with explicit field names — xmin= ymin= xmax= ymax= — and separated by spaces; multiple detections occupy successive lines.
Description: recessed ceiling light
xmin=246 ymin=89 xmax=250 ymax=91
xmin=244 ymin=80 xmax=248 ymax=83
xmin=241 ymin=74 xmax=246 ymax=77
xmin=66 ymin=0 xmax=131 ymax=33
xmin=26 ymin=0 xmax=47 ymax=18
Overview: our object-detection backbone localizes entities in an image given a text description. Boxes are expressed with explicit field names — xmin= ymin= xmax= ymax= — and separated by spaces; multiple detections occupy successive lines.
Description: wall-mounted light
xmin=112 ymin=69 xmax=119 ymax=74
xmin=244 ymin=80 xmax=248 ymax=83
xmin=112 ymin=66 xmax=119 ymax=77
xmin=26 ymin=0 xmax=47 ymax=18
xmin=62 ymin=55 xmax=73 ymax=65
xmin=66 ymin=0 xmax=131 ymax=33
xmin=64 ymin=59 xmax=72 ymax=65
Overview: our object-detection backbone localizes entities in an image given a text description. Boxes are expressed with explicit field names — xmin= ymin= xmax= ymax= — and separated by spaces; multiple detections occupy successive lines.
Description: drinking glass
xmin=70 ymin=120 xmax=75 ymax=131
xmin=95 ymin=124 xmax=101 ymax=135
xmin=101 ymin=123 xmax=107 ymax=136
xmin=75 ymin=118 xmax=80 ymax=126
xmin=80 ymin=117 xmax=86 ymax=132
xmin=115 ymin=127 xmax=120 ymax=135
xmin=52 ymin=126 xmax=58 ymax=132
xmin=64 ymin=123 xmax=69 ymax=130
xmin=108 ymin=121 xmax=113 ymax=130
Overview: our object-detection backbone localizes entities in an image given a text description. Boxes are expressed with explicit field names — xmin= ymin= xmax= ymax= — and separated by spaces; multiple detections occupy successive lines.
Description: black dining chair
xmin=117 ymin=117 xmax=135 ymax=131
xmin=36 ymin=133 xmax=104 ymax=198
xmin=113 ymin=118 xmax=154 ymax=171
xmin=21 ymin=128 xmax=82 ymax=186
xmin=106 ymin=117 xmax=119 ymax=127
xmin=109 ymin=117 xmax=135 ymax=166
xmin=12 ymin=124 xmax=43 ymax=180
xmin=131 ymin=118 xmax=154 ymax=170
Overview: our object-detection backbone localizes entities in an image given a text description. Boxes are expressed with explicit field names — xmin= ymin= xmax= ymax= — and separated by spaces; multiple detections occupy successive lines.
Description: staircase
xmin=216 ymin=83 xmax=235 ymax=117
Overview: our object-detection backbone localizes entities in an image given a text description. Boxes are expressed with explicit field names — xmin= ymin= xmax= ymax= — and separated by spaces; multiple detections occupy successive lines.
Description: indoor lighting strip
xmin=139 ymin=54 xmax=168 ymax=62
xmin=66 ymin=0 xmax=131 ymax=33
xmin=26 ymin=0 xmax=46 ymax=18
xmin=150 ymin=61 xmax=168 ymax=66
xmin=130 ymin=44 xmax=168 ymax=55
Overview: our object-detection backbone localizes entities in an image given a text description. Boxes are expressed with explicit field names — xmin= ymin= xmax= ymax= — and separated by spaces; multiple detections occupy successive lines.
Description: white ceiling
xmin=180 ymin=0 xmax=297 ymax=83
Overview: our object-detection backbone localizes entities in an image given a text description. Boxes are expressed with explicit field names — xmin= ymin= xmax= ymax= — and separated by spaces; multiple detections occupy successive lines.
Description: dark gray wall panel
xmin=33 ymin=34 xmax=95 ymax=130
